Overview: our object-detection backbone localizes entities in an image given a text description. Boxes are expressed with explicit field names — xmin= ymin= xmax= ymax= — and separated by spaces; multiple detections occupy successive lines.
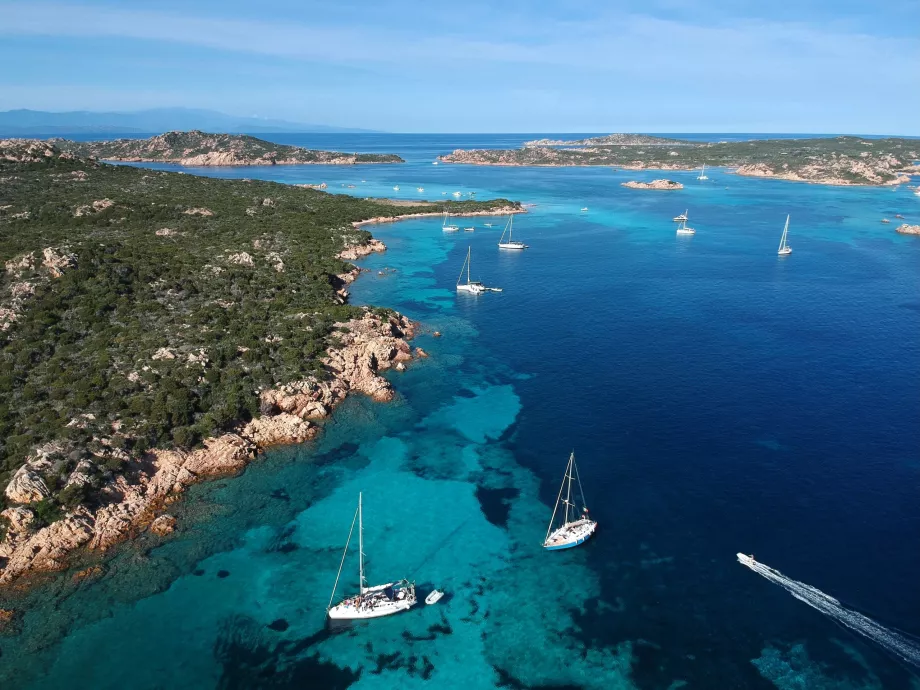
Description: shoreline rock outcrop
xmin=0 ymin=300 xmax=420 ymax=586
xmin=895 ymin=224 xmax=920 ymax=235
xmin=352 ymin=205 xmax=524 ymax=228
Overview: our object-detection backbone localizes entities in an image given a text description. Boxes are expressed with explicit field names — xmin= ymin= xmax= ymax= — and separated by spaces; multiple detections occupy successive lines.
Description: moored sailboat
xmin=497 ymin=214 xmax=528 ymax=249
xmin=457 ymin=246 xmax=501 ymax=294
xmin=697 ymin=165 xmax=708 ymax=181
xmin=327 ymin=493 xmax=417 ymax=620
xmin=676 ymin=216 xmax=696 ymax=235
xmin=442 ymin=211 xmax=459 ymax=232
xmin=777 ymin=215 xmax=792 ymax=256
xmin=673 ymin=209 xmax=688 ymax=222
xmin=543 ymin=452 xmax=597 ymax=551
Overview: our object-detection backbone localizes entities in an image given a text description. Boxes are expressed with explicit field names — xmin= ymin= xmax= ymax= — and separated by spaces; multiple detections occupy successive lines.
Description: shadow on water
xmin=215 ymin=614 xmax=359 ymax=690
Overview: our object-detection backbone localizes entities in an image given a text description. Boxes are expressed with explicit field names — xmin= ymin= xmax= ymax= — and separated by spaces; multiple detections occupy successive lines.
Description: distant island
xmin=621 ymin=179 xmax=683 ymax=190
xmin=51 ymin=131 xmax=404 ymax=166
xmin=0 ymin=139 xmax=519 ymax=588
xmin=439 ymin=134 xmax=920 ymax=186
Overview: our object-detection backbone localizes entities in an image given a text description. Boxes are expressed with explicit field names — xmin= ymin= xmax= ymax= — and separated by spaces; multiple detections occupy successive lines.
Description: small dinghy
xmin=425 ymin=590 xmax=445 ymax=605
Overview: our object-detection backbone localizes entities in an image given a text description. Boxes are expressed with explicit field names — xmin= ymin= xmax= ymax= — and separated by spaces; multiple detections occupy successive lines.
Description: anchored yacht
xmin=327 ymin=493 xmax=417 ymax=620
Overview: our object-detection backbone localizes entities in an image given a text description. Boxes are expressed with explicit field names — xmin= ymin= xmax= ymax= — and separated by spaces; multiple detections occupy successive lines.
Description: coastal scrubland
xmin=0 ymin=140 xmax=517 ymax=563
xmin=53 ymin=130 xmax=404 ymax=166
xmin=441 ymin=135 xmax=920 ymax=186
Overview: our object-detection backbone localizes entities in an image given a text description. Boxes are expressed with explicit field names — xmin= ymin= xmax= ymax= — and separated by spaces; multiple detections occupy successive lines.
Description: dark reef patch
xmin=214 ymin=614 xmax=359 ymax=689
xmin=475 ymin=486 xmax=519 ymax=529
xmin=217 ymin=570 xmax=230 ymax=579
xmin=269 ymin=488 xmax=290 ymax=502
xmin=313 ymin=442 xmax=360 ymax=467
xmin=495 ymin=666 xmax=583 ymax=689
xmin=193 ymin=569 xmax=205 ymax=576
xmin=267 ymin=619 xmax=289 ymax=632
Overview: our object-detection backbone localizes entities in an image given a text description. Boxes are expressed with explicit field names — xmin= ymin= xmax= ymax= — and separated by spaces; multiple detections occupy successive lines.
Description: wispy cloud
xmin=0 ymin=1 xmax=917 ymax=132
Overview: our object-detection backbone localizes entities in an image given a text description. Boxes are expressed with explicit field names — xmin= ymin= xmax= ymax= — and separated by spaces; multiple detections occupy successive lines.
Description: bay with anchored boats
xmin=1 ymin=133 xmax=918 ymax=690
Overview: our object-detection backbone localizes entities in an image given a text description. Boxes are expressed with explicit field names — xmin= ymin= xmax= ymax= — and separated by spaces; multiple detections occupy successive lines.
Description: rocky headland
xmin=0 ymin=141 xmax=520 ymax=591
xmin=439 ymin=135 xmax=920 ymax=186
xmin=621 ymin=179 xmax=683 ymax=190
xmin=0 ymin=305 xmax=418 ymax=586
xmin=895 ymin=223 xmax=920 ymax=235
xmin=50 ymin=130 xmax=404 ymax=166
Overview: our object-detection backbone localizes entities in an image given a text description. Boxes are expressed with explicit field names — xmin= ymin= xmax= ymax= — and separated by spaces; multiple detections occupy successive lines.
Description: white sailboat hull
xmin=457 ymin=283 xmax=485 ymax=294
xmin=498 ymin=242 xmax=527 ymax=249
xmin=543 ymin=518 xmax=598 ymax=550
xmin=676 ymin=228 xmax=696 ymax=235
xmin=328 ymin=582 xmax=417 ymax=620
xmin=778 ymin=247 xmax=792 ymax=256
xmin=443 ymin=226 xmax=459 ymax=232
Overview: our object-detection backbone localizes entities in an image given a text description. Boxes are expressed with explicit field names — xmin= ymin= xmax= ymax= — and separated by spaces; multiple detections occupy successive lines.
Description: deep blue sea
xmin=2 ymin=135 xmax=919 ymax=690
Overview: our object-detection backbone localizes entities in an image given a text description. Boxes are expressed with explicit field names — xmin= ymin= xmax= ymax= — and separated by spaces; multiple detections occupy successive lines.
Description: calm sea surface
xmin=1 ymin=134 xmax=919 ymax=689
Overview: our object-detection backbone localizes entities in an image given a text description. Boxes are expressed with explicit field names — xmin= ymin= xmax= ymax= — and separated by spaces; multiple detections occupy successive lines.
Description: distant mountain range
xmin=0 ymin=108 xmax=379 ymax=135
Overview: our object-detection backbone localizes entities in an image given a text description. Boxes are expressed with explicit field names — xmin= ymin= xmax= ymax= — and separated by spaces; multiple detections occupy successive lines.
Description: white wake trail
xmin=737 ymin=553 xmax=920 ymax=668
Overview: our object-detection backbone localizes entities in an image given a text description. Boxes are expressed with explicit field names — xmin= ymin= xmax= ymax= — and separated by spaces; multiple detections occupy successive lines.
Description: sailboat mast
xmin=564 ymin=452 xmax=574 ymax=525
xmin=779 ymin=215 xmax=789 ymax=251
xmin=467 ymin=247 xmax=471 ymax=284
xmin=358 ymin=492 xmax=366 ymax=593
xmin=457 ymin=249 xmax=468 ymax=286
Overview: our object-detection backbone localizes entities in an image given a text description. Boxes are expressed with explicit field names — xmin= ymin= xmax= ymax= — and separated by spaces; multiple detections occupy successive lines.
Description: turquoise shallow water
xmin=2 ymin=136 xmax=919 ymax=689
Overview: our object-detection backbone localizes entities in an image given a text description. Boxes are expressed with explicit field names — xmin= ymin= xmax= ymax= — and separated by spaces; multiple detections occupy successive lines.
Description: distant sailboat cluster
xmin=672 ymin=208 xmax=794 ymax=253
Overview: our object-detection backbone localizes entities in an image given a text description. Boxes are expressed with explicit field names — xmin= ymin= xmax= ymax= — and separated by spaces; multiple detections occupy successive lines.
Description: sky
xmin=0 ymin=0 xmax=917 ymax=134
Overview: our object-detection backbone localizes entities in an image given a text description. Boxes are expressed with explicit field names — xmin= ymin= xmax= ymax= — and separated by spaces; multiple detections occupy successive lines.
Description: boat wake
xmin=737 ymin=553 xmax=920 ymax=668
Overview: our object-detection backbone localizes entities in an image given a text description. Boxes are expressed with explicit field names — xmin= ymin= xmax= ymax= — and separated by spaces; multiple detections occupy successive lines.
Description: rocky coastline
xmin=895 ymin=223 xmax=920 ymax=235
xmin=352 ymin=205 xmax=525 ymax=228
xmin=438 ymin=135 xmax=919 ymax=187
xmin=0 ymin=238 xmax=418 ymax=589
xmin=50 ymin=131 xmax=404 ymax=167
xmin=621 ymin=179 xmax=683 ymax=190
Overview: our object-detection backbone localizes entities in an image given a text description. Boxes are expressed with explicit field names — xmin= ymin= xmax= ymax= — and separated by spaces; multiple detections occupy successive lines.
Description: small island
xmin=896 ymin=223 xmax=920 ymax=235
xmin=50 ymin=130 xmax=404 ymax=166
xmin=621 ymin=179 xmax=683 ymax=190
xmin=439 ymin=134 xmax=920 ymax=186
xmin=0 ymin=139 xmax=519 ymax=587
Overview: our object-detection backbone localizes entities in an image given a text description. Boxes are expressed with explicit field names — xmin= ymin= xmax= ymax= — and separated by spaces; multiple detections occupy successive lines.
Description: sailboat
xmin=393 ymin=185 xmax=400 ymax=191
xmin=777 ymin=215 xmax=792 ymax=256
xmin=673 ymin=209 xmax=688 ymax=222
xmin=327 ymin=493 xmax=417 ymax=620
xmin=543 ymin=452 xmax=598 ymax=551
xmin=498 ymin=215 xmax=528 ymax=249
xmin=456 ymin=247 xmax=501 ymax=294
xmin=676 ymin=216 xmax=696 ymax=235
xmin=697 ymin=165 xmax=709 ymax=181
xmin=442 ymin=211 xmax=459 ymax=232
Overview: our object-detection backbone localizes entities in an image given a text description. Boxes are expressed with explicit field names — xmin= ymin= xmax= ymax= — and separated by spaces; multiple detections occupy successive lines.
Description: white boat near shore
xmin=673 ymin=210 xmax=688 ymax=222
xmin=442 ymin=212 xmax=459 ymax=232
xmin=498 ymin=215 xmax=528 ymax=249
xmin=327 ymin=493 xmax=417 ymax=620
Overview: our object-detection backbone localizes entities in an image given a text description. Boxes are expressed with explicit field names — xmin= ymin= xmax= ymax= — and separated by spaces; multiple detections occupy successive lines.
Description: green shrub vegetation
xmin=0 ymin=146 xmax=518 ymax=510
xmin=53 ymin=131 xmax=405 ymax=164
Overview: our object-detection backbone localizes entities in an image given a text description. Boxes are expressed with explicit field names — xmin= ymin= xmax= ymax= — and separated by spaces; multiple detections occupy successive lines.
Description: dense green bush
xmin=0 ymin=151 xmax=519 ymax=507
